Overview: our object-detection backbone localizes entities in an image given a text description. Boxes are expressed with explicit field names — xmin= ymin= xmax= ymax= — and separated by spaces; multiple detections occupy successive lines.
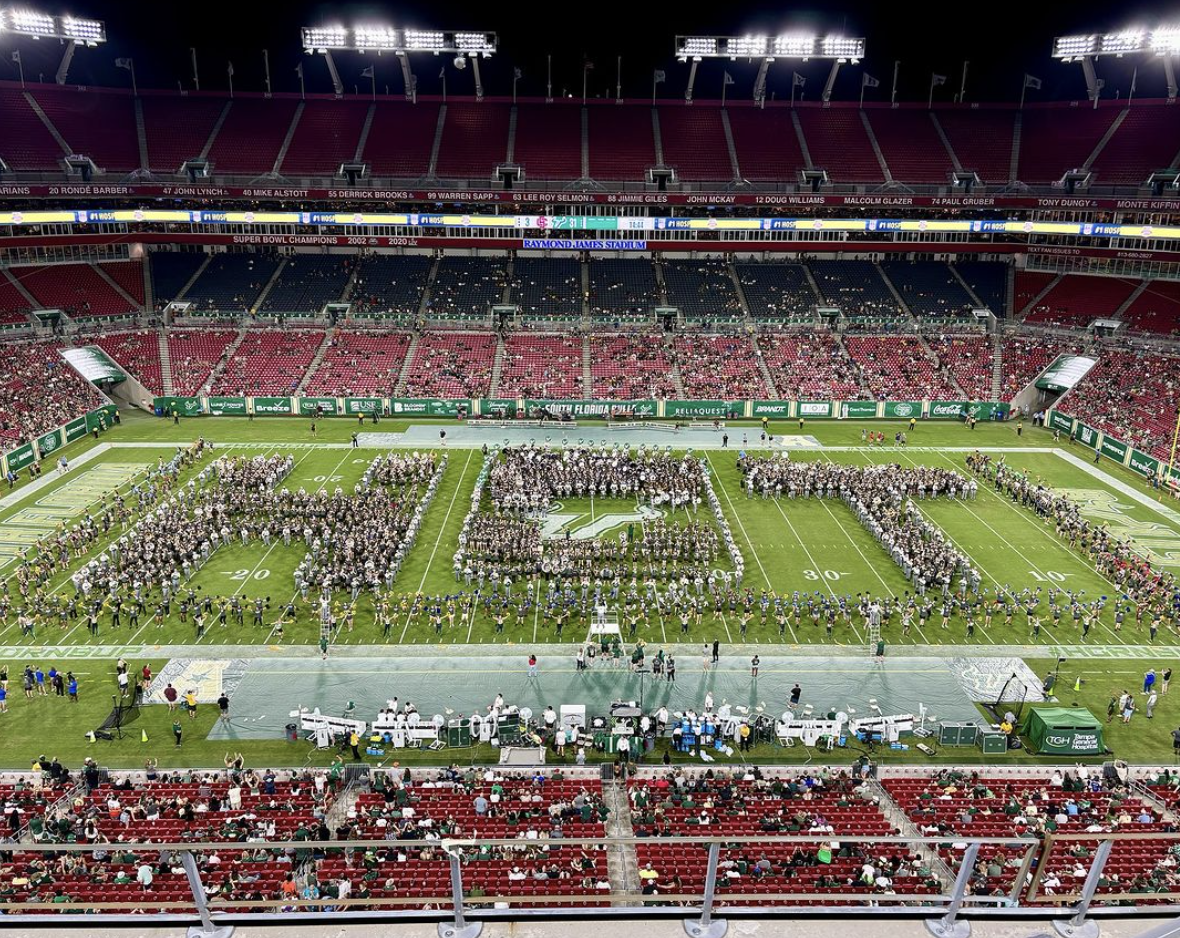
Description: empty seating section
xmin=587 ymin=259 xmax=658 ymax=322
xmin=211 ymin=329 xmax=324 ymax=395
xmin=497 ymin=334 xmax=583 ymax=398
xmin=674 ymin=335 xmax=766 ymax=398
xmin=184 ymin=254 xmax=280 ymax=314
xmin=260 ymin=256 xmax=353 ymax=316
xmin=32 ymin=88 xmax=139 ymax=172
xmin=662 ymin=260 xmax=742 ymax=322
xmin=796 ymin=110 xmax=883 ymax=183
xmin=350 ymin=255 xmax=432 ymax=320
xmin=659 ymin=108 xmax=733 ymax=180
xmin=512 ymin=258 xmax=582 ymax=321
xmin=1118 ymin=280 xmax=1180 ymax=336
xmin=759 ymin=334 xmax=862 ymax=400
xmin=629 ymin=772 xmax=934 ymax=907
xmin=98 ymin=262 xmax=145 ymax=306
xmin=150 ymin=253 xmax=208 ymax=308
xmin=363 ymin=102 xmax=438 ymax=177
xmin=588 ymin=105 xmax=655 ymax=180
xmin=1025 ymin=275 xmax=1138 ymax=327
xmin=0 ymin=341 xmax=101 ymax=444
xmin=207 ymin=98 xmax=298 ymax=175
xmin=17 ymin=264 xmax=138 ymax=319
xmin=434 ymin=103 xmax=509 ymax=179
xmin=1065 ymin=348 xmax=1180 ymax=460
xmin=881 ymin=261 xmax=974 ymax=320
xmin=936 ymin=110 xmax=1014 ymax=184
xmin=882 ymin=771 xmax=1169 ymax=903
xmin=303 ymin=331 xmax=411 ymax=396
xmin=0 ymin=88 xmax=63 ymax=170
xmin=1014 ymin=271 xmax=1056 ymax=315
xmin=590 ymin=334 xmax=676 ymax=399
xmin=0 ymin=275 xmax=33 ymax=325
xmin=280 ymin=100 xmax=369 ymax=176
xmin=956 ymin=262 xmax=1008 ymax=317
xmin=402 ymin=332 xmax=496 ymax=397
xmin=735 ymin=263 xmax=817 ymax=323
xmin=1017 ymin=108 xmax=1120 ymax=184
xmin=513 ymin=104 xmax=582 ymax=180
xmin=927 ymin=335 xmax=994 ymax=399
xmin=92 ymin=330 xmax=163 ymax=394
xmin=726 ymin=108 xmax=807 ymax=181
xmin=845 ymin=335 xmax=958 ymax=399
xmin=1094 ymin=105 xmax=1180 ymax=186
xmin=426 ymin=257 xmax=506 ymax=322
xmin=809 ymin=260 xmax=902 ymax=322
xmin=999 ymin=335 xmax=1080 ymax=398
xmin=867 ymin=110 xmax=953 ymax=183
xmin=167 ymin=329 xmax=237 ymax=395
xmin=141 ymin=95 xmax=225 ymax=173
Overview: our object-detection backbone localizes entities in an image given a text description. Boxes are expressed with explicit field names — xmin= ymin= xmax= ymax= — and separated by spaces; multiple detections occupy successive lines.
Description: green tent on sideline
xmin=1020 ymin=707 xmax=1105 ymax=756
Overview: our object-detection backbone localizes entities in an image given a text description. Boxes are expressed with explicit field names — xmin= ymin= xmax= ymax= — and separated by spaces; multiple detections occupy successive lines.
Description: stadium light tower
xmin=0 ymin=7 xmax=106 ymax=84
xmin=1053 ymin=23 xmax=1180 ymax=103
xmin=301 ymin=24 xmax=497 ymax=100
xmin=675 ymin=33 xmax=864 ymax=106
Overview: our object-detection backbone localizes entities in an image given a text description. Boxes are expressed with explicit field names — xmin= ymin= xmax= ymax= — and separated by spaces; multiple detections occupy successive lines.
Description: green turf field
xmin=0 ymin=410 xmax=1177 ymax=769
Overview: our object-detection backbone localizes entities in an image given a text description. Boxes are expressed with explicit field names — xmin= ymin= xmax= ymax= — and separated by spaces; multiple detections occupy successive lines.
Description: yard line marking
xmin=703 ymin=452 xmax=796 ymax=644
xmin=400 ymin=450 xmax=474 ymax=644
xmin=930 ymin=451 xmax=1125 ymax=644
xmin=257 ymin=449 xmax=360 ymax=647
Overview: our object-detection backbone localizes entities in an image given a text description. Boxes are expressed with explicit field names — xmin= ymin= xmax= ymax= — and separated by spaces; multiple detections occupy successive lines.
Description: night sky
xmin=1 ymin=0 xmax=1173 ymax=103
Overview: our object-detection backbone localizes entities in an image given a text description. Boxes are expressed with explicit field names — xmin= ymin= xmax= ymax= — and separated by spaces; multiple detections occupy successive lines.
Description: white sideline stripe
xmin=1054 ymin=450 xmax=1180 ymax=528
xmin=0 ymin=442 xmax=112 ymax=511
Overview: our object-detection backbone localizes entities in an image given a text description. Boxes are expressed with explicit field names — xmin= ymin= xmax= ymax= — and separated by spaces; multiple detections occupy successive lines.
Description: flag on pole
xmin=862 ymin=73 xmax=880 ymax=88
xmin=1130 ymin=66 xmax=1138 ymax=94
xmin=115 ymin=58 xmax=132 ymax=70
xmin=723 ymin=71 xmax=735 ymax=86
xmin=11 ymin=51 xmax=20 ymax=63
xmin=360 ymin=65 xmax=375 ymax=79
xmin=793 ymin=72 xmax=806 ymax=87
xmin=514 ymin=67 xmax=522 ymax=80
xmin=439 ymin=67 xmax=446 ymax=79
xmin=931 ymin=73 xmax=947 ymax=86
xmin=654 ymin=69 xmax=666 ymax=83
xmin=584 ymin=59 xmax=595 ymax=71
xmin=227 ymin=62 xmax=234 ymax=77
xmin=294 ymin=62 xmax=303 ymax=78
xmin=1023 ymin=74 xmax=1042 ymax=90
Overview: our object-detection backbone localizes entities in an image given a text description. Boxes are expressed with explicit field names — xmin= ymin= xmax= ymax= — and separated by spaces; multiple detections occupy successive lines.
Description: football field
xmin=0 ymin=412 xmax=1177 ymax=654
xmin=1 ymin=411 xmax=1178 ymax=770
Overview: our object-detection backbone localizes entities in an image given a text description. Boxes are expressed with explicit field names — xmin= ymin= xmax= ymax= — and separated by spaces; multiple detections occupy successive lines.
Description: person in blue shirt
xmin=66 ymin=673 xmax=78 ymax=702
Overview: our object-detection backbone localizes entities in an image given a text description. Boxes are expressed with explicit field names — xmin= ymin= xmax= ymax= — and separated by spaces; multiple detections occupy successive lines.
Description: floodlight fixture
xmin=1053 ymin=24 xmax=1180 ymax=59
xmin=676 ymin=32 xmax=864 ymax=60
xmin=302 ymin=24 xmax=496 ymax=56
xmin=0 ymin=7 xmax=104 ymax=44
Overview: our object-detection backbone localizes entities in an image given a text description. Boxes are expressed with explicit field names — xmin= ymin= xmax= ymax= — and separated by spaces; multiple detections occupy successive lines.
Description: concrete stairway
xmin=489 ymin=334 xmax=507 ymax=397
xmin=297 ymin=328 xmax=336 ymax=393
xmin=751 ymin=334 xmax=780 ymax=399
xmin=158 ymin=331 xmax=174 ymax=395
xmin=394 ymin=332 xmax=421 ymax=396
xmin=990 ymin=333 xmax=1004 ymax=400
xmin=199 ymin=328 xmax=246 ymax=396
xmin=582 ymin=335 xmax=593 ymax=398
xmin=91 ymin=263 xmax=143 ymax=313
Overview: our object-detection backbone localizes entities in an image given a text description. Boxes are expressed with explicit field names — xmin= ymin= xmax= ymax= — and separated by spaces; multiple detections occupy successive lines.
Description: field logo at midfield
xmin=539 ymin=502 xmax=663 ymax=540
xmin=1059 ymin=487 xmax=1180 ymax=568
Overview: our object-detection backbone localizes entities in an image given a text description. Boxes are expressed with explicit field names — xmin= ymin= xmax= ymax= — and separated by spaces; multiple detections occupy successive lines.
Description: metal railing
xmin=1 ymin=830 xmax=1177 ymax=937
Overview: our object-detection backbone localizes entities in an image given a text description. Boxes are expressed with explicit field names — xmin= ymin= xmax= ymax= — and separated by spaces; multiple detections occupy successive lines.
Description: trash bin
xmin=285 ymin=723 xmax=299 ymax=743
